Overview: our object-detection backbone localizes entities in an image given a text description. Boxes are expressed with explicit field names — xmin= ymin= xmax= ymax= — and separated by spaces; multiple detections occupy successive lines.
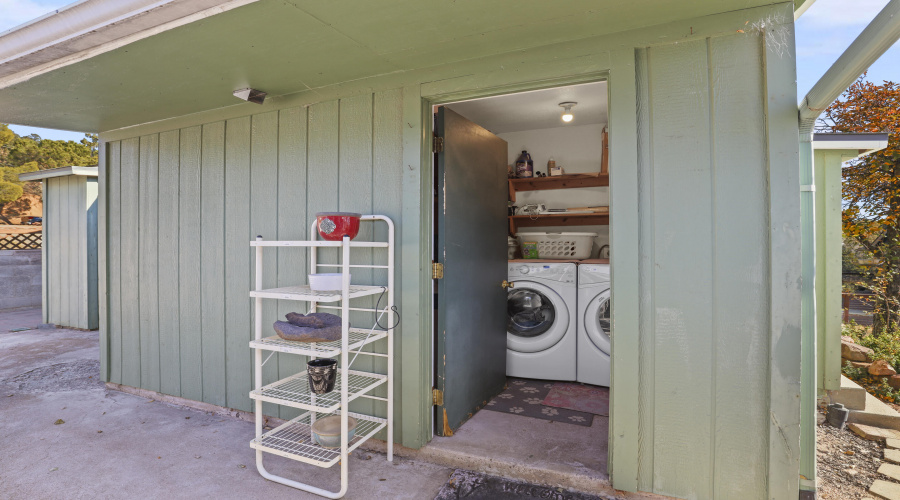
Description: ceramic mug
xmin=307 ymin=358 xmax=338 ymax=394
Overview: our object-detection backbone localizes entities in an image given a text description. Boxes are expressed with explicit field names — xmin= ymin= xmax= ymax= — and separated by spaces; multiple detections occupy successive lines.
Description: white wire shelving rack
xmin=249 ymin=215 xmax=394 ymax=498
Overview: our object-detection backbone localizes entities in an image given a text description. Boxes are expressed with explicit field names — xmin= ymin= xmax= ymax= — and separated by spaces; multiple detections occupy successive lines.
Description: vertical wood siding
xmin=634 ymin=33 xmax=770 ymax=500
xmin=43 ymin=175 xmax=98 ymax=330
xmin=104 ymin=91 xmax=404 ymax=441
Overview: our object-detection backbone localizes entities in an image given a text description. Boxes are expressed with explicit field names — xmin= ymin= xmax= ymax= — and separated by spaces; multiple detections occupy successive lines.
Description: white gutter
xmin=798 ymin=0 xmax=900 ymax=492
xmin=799 ymin=0 xmax=900 ymax=132
xmin=0 ymin=0 xmax=260 ymax=90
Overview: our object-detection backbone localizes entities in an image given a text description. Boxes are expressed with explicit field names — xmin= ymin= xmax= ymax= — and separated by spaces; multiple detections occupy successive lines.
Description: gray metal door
xmin=434 ymin=106 xmax=509 ymax=436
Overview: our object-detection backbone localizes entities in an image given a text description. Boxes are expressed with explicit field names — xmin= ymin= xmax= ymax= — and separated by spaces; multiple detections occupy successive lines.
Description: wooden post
xmin=842 ymin=293 xmax=851 ymax=323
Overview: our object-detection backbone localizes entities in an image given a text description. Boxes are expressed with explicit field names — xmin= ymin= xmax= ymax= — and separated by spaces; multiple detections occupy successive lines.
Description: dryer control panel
xmin=507 ymin=263 xmax=575 ymax=283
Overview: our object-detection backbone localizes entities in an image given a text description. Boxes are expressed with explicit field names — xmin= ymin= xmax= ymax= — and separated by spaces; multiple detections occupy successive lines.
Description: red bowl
xmin=316 ymin=212 xmax=361 ymax=241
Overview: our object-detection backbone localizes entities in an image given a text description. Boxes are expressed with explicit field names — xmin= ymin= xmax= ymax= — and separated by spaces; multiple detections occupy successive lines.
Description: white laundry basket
xmin=517 ymin=232 xmax=596 ymax=260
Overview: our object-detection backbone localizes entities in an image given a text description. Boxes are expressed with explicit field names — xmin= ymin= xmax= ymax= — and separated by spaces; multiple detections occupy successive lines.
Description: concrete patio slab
xmin=0 ymin=309 xmax=451 ymax=499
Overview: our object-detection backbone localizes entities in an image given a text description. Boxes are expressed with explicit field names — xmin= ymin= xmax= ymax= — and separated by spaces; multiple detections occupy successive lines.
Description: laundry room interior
xmin=431 ymin=81 xmax=612 ymax=477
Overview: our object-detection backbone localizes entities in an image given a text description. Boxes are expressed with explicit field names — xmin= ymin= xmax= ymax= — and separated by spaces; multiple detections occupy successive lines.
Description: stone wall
xmin=0 ymin=249 xmax=41 ymax=310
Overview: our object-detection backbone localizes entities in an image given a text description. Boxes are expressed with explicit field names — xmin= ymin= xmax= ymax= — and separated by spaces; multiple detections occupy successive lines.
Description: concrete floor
xmin=0 ymin=307 xmax=660 ymax=500
xmin=0 ymin=308 xmax=451 ymax=499
xmin=417 ymin=392 xmax=614 ymax=495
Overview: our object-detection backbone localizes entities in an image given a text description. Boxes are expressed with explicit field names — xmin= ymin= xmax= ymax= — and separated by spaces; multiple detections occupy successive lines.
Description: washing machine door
xmin=507 ymin=281 xmax=570 ymax=353
xmin=584 ymin=288 xmax=611 ymax=355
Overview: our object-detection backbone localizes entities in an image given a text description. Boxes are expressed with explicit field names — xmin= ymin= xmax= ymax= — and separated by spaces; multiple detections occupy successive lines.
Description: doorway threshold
xmin=419 ymin=409 xmax=613 ymax=495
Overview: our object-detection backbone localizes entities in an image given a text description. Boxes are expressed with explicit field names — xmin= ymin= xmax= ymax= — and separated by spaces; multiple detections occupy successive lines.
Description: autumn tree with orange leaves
xmin=820 ymin=77 xmax=900 ymax=333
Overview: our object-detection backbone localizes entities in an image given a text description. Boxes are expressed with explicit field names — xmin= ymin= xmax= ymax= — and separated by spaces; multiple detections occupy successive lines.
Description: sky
xmin=1 ymin=0 xmax=899 ymax=141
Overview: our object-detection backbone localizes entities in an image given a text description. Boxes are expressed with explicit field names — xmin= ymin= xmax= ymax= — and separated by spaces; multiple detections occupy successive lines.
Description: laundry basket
xmin=516 ymin=232 xmax=596 ymax=260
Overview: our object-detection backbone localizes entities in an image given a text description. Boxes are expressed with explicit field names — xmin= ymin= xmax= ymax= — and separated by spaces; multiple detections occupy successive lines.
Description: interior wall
xmin=103 ymin=91 xmax=404 ymax=443
xmin=498 ymin=123 xmax=608 ymax=254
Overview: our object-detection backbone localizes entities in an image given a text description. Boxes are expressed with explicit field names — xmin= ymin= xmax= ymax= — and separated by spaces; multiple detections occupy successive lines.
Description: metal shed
xmin=19 ymin=166 xmax=99 ymax=330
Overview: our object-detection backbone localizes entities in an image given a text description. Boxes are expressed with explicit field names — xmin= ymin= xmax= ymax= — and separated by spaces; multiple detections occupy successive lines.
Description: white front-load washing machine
xmin=577 ymin=264 xmax=611 ymax=387
xmin=506 ymin=262 xmax=577 ymax=381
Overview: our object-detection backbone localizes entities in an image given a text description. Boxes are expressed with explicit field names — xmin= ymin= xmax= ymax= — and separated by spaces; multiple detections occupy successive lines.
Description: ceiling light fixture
xmin=233 ymin=88 xmax=267 ymax=104
xmin=559 ymin=102 xmax=577 ymax=123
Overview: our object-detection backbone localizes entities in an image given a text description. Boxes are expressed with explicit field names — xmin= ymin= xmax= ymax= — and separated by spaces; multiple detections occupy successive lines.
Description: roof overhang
xmin=812 ymin=132 xmax=890 ymax=159
xmin=18 ymin=166 xmax=99 ymax=181
xmin=0 ymin=0 xmax=800 ymax=133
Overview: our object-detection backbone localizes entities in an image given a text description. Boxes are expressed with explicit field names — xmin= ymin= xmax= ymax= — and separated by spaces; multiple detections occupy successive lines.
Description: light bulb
xmin=558 ymin=101 xmax=577 ymax=124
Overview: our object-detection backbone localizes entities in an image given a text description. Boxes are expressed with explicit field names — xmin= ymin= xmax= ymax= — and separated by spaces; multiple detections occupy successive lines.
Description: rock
xmin=870 ymin=359 xmax=897 ymax=376
xmin=285 ymin=312 xmax=325 ymax=328
xmin=846 ymin=360 xmax=873 ymax=370
xmin=273 ymin=314 xmax=343 ymax=343
xmin=887 ymin=438 xmax=900 ymax=450
xmin=843 ymin=340 xmax=875 ymax=362
xmin=849 ymin=423 xmax=900 ymax=442
xmin=843 ymin=335 xmax=855 ymax=343
xmin=885 ymin=448 xmax=900 ymax=465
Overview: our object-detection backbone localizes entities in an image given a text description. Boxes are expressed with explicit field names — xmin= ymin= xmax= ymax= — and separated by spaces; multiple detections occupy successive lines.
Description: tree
xmin=821 ymin=77 xmax=900 ymax=333
xmin=0 ymin=124 xmax=98 ymax=222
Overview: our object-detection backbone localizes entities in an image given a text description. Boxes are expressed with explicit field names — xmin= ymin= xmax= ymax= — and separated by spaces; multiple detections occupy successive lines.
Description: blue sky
xmin=1 ymin=0 xmax=899 ymax=141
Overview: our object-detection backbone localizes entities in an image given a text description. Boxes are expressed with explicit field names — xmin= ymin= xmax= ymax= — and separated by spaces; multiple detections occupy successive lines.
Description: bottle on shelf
xmin=515 ymin=150 xmax=533 ymax=178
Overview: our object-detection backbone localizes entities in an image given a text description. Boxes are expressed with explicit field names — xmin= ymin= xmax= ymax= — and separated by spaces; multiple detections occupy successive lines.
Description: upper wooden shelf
xmin=508 ymin=173 xmax=609 ymax=202
xmin=508 ymin=212 xmax=609 ymax=234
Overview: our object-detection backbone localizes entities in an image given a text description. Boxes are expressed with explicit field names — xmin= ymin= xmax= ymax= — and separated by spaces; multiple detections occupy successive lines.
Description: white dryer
xmin=577 ymin=264 xmax=611 ymax=387
xmin=506 ymin=262 xmax=577 ymax=381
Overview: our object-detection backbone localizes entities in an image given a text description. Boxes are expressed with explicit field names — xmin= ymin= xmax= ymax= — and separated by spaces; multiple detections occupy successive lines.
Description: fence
xmin=0 ymin=231 xmax=42 ymax=250
xmin=842 ymin=292 xmax=874 ymax=326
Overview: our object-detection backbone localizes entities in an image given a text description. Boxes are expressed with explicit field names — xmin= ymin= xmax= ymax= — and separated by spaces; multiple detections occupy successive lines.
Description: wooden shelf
xmin=509 ymin=213 xmax=609 ymax=234
xmin=508 ymin=173 xmax=608 ymax=202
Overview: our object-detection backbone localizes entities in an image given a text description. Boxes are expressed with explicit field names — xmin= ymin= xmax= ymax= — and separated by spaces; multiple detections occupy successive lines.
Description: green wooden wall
xmin=42 ymin=175 xmax=99 ymax=330
xmin=629 ymin=34 xmax=778 ymax=499
xmin=98 ymin=3 xmax=801 ymax=498
xmin=103 ymin=92 xmax=404 ymax=436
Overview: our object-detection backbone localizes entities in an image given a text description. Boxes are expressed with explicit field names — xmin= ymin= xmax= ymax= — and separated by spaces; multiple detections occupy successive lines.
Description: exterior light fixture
xmin=559 ymin=102 xmax=577 ymax=123
xmin=233 ymin=88 xmax=267 ymax=104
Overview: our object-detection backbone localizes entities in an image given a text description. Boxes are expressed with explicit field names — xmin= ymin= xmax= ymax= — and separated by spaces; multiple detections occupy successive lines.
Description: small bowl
xmin=311 ymin=415 xmax=358 ymax=449
xmin=316 ymin=212 xmax=361 ymax=241
xmin=308 ymin=273 xmax=350 ymax=291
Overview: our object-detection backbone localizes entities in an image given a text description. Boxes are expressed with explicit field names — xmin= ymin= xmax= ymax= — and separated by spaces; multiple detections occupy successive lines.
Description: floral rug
xmin=542 ymin=382 xmax=609 ymax=416
xmin=483 ymin=378 xmax=593 ymax=427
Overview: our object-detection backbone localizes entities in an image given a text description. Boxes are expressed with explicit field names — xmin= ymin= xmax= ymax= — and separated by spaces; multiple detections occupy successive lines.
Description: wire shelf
xmin=250 ymin=411 xmax=386 ymax=468
xmin=250 ymin=370 xmax=387 ymax=413
xmin=249 ymin=285 xmax=385 ymax=303
xmin=250 ymin=328 xmax=388 ymax=357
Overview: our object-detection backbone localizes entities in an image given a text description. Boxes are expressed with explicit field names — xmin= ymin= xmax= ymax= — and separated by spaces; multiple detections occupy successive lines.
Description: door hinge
xmin=433 ymin=136 xmax=444 ymax=153
xmin=432 ymin=388 xmax=444 ymax=406
xmin=432 ymin=262 xmax=444 ymax=279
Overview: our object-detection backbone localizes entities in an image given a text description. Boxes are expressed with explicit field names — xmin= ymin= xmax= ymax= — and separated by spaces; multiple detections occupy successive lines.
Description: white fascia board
xmin=18 ymin=166 xmax=99 ymax=181
xmin=0 ymin=0 xmax=259 ymax=90
xmin=813 ymin=133 xmax=889 ymax=156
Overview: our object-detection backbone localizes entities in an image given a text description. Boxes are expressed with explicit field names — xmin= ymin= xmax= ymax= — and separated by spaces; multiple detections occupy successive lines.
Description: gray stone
xmin=887 ymin=438 xmax=900 ymax=450
xmin=273 ymin=313 xmax=342 ymax=342
xmin=878 ymin=462 xmax=900 ymax=482
xmin=285 ymin=312 xmax=325 ymax=328
xmin=884 ymin=448 xmax=900 ymax=465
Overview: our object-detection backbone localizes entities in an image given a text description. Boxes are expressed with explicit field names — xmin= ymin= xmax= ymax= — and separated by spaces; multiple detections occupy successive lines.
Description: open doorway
xmin=430 ymin=81 xmax=611 ymax=479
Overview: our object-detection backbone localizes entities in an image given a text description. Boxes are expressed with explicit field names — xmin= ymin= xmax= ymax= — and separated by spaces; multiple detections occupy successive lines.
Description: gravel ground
xmin=817 ymin=407 xmax=884 ymax=499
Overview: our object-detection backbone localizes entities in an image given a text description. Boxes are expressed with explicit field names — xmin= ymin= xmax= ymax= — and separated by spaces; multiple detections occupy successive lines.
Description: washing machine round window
xmin=584 ymin=289 xmax=611 ymax=355
xmin=506 ymin=281 xmax=570 ymax=353
xmin=507 ymin=289 xmax=556 ymax=337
